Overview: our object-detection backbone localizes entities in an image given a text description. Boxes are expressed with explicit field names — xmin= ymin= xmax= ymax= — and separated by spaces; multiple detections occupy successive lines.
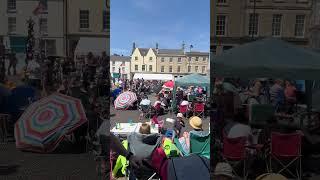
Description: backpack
xmin=162 ymin=138 xmax=180 ymax=157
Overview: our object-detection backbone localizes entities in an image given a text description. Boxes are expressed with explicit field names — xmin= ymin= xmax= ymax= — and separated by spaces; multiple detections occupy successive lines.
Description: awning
xmin=133 ymin=73 xmax=173 ymax=81
xmin=74 ymin=37 xmax=108 ymax=55
xmin=10 ymin=36 xmax=26 ymax=53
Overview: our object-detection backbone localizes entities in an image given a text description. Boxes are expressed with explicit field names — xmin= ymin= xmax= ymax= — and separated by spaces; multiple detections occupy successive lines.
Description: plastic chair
xmin=269 ymin=132 xmax=302 ymax=180
xmin=222 ymin=134 xmax=248 ymax=178
xmin=193 ymin=103 xmax=205 ymax=118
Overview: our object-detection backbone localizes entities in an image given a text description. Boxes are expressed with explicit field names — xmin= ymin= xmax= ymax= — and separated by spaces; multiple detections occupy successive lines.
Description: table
xmin=111 ymin=123 xmax=159 ymax=136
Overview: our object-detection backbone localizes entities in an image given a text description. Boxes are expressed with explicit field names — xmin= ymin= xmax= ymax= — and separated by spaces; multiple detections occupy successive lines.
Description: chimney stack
xmin=132 ymin=42 xmax=136 ymax=54
xmin=182 ymin=41 xmax=185 ymax=52
xmin=156 ymin=43 xmax=159 ymax=53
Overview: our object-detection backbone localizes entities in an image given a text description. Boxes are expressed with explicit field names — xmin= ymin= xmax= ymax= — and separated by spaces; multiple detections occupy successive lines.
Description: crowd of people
xmin=212 ymin=78 xmax=320 ymax=179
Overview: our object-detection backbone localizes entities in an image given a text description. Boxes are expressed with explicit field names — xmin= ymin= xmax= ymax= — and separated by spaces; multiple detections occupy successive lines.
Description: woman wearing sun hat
xmin=213 ymin=162 xmax=235 ymax=180
xmin=189 ymin=116 xmax=203 ymax=131
xmin=178 ymin=116 xmax=207 ymax=153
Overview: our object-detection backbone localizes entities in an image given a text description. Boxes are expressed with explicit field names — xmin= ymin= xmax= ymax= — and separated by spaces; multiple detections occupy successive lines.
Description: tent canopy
xmin=133 ymin=73 xmax=173 ymax=81
xmin=74 ymin=37 xmax=108 ymax=55
xmin=213 ymin=38 xmax=320 ymax=80
xmin=175 ymin=74 xmax=210 ymax=88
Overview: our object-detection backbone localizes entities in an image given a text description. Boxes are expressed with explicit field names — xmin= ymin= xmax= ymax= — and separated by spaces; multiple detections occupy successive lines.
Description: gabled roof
xmin=137 ymin=48 xmax=149 ymax=56
xmin=110 ymin=55 xmax=131 ymax=62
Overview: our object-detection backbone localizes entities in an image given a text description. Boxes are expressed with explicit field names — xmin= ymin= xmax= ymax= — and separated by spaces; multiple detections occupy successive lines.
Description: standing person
xmin=100 ymin=51 xmax=108 ymax=68
xmin=270 ymin=79 xmax=285 ymax=110
xmin=7 ymin=52 xmax=18 ymax=76
xmin=26 ymin=58 xmax=41 ymax=88
xmin=86 ymin=52 xmax=97 ymax=82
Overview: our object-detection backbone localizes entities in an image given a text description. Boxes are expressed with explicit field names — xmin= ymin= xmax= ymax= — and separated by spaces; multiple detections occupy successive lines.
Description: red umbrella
xmin=163 ymin=80 xmax=174 ymax=89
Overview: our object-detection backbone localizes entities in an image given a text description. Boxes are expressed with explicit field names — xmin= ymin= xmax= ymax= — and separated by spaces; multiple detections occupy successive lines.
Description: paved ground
xmin=0 ymin=143 xmax=99 ymax=179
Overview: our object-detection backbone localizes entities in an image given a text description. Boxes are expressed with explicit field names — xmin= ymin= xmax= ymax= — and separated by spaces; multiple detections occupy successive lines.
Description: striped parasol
xmin=14 ymin=93 xmax=87 ymax=153
xmin=114 ymin=91 xmax=137 ymax=109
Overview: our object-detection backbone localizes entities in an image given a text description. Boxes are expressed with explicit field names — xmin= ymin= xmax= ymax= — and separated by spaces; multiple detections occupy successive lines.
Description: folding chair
xmin=222 ymin=134 xmax=248 ymax=179
xmin=174 ymin=131 xmax=210 ymax=159
xmin=189 ymin=131 xmax=210 ymax=159
xmin=269 ymin=132 xmax=302 ymax=180
xmin=193 ymin=103 xmax=205 ymax=118
xmin=179 ymin=105 xmax=188 ymax=118
xmin=154 ymin=103 xmax=161 ymax=116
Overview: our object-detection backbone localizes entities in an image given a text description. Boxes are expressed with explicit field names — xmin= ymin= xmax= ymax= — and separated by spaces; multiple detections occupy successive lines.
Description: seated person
xmin=178 ymin=116 xmax=208 ymax=153
xmin=139 ymin=123 xmax=151 ymax=135
xmin=174 ymin=113 xmax=186 ymax=138
xmin=225 ymin=111 xmax=253 ymax=146
xmin=213 ymin=162 xmax=235 ymax=180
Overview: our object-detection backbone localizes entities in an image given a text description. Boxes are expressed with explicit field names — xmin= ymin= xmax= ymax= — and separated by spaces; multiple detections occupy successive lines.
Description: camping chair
xmin=189 ymin=131 xmax=210 ymax=159
xmin=174 ymin=131 xmax=210 ymax=159
xmin=179 ymin=105 xmax=188 ymax=118
xmin=188 ymin=94 xmax=196 ymax=102
xmin=222 ymin=135 xmax=248 ymax=179
xmin=0 ymin=114 xmax=10 ymax=143
xmin=193 ymin=102 xmax=205 ymax=118
xmin=269 ymin=132 xmax=302 ymax=180
xmin=154 ymin=103 xmax=162 ymax=116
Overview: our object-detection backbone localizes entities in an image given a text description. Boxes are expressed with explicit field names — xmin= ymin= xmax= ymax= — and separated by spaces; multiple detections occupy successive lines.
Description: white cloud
xmin=111 ymin=48 xmax=131 ymax=56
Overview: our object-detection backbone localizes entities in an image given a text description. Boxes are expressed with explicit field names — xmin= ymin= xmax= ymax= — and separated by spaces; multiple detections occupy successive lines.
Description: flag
xmin=33 ymin=0 xmax=46 ymax=15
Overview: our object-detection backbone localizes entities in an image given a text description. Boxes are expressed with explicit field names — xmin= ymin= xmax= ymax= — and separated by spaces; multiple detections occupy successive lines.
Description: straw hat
xmin=189 ymin=116 xmax=202 ymax=130
xmin=139 ymin=123 xmax=151 ymax=134
xmin=214 ymin=162 xmax=234 ymax=178
xmin=177 ymin=113 xmax=184 ymax=118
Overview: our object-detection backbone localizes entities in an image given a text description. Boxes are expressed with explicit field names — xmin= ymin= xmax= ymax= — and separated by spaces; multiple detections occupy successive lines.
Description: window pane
xmin=295 ymin=15 xmax=305 ymax=37
xmin=7 ymin=0 xmax=16 ymax=10
xmin=8 ymin=17 xmax=16 ymax=33
xmin=103 ymin=10 xmax=109 ymax=30
xmin=272 ymin=14 xmax=282 ymax=36
xmin=216 ymin=15 xmax=226 ymax=36
xmin=249 ymin=13 xmax=259 ymax=36
xmin=80 ymin=10 xmax=89 ymax=29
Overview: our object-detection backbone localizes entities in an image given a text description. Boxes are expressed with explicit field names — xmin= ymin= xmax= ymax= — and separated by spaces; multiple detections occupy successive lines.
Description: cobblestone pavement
xmin=0 ymin=143 xmax=100 ymax=180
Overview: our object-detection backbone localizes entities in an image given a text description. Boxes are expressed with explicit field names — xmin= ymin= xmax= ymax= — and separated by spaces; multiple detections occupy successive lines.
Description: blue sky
xmin=111 ymin=0 xmax=210 ymax=56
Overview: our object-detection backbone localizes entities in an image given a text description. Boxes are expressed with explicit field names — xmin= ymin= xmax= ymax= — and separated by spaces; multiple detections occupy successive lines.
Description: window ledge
xmin=7 ymin=10 xmax=17 ymax=14
xmin=79 ymin=28 xmax=91 ymax=32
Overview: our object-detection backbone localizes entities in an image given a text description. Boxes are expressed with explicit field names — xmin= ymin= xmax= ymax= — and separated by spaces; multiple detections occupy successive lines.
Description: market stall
xmin=172 ymin=74 xmax=210 ymax=110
